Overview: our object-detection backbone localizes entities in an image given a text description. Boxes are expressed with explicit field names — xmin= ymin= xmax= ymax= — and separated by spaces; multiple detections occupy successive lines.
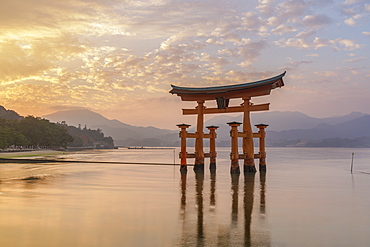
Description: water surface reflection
xmin=2 ymin=148 xmax=370 ymax=246
xmin=178 ymin=172 xmax=269 ymax=246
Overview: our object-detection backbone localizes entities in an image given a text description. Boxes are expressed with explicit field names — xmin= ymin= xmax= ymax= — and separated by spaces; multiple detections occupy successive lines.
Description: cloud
xmin=344 ymin=13 xmax=362 ymax=26
xmin=306 ymin=53 xmax=319 ymax=57
xmin=256 ymin=0 xmax=276 ymax=16
xmin=274 ymin=37 xmax=332 ymax=49
xmin=344 ymin=18 xmax=356 ymax=26
xmin=340 ymin=1 xmax=369 ymax=30
xmin=240 ymin=12 xmax=265 ymax=32
xmin=271 ymin=24 xmax=298 ymax=35
xmin=345 ymin=57 xmax=366 ymax=63
xmin=216 ymin=39 xmax=268 ymax=67
xmin=0 ymin=0 xmax=369 ymax=126
xmin=278 ymin=58 xmax=313 ymax=72
xmin=277 ymin=0 xmax=307 ymax=18
xmin=343 ymin=0 xmax=365 ymax=5
xmin=302 ymin=14 xmax=332 ymax=28
xmin=274 ymin=36 xmax=362 ymax=51
xmin=336 ymin=38 xmax=363 ymax=50
xmin=0 ymin=0 xmax=121 ymax=36
xmin=296 ymin=30 xmax=316 ymax=39
xmin=314 ymin=71 xmax=339 ymax=77
xmin=0 ymin=40 xmax=51 ymax=82
xmin=49 ymin=105 xmax=89 ymax=112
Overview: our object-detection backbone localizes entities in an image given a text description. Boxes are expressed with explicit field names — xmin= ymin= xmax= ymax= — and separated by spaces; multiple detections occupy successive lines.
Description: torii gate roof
xmin=170 ymin=71 xmax=285 ymax=101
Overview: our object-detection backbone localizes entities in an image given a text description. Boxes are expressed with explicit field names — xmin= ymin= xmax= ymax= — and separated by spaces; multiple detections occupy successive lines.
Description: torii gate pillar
xmin=194 ymin=100 xmax=205 ymax=171
xmin=207 ymin=125 xmax=218 ymax=172
xmin=243 ymin=98 xmax=257 ymax=173
xmin=177 ymin=123 xmax=191 ymax=174
xmin=256 ymin=124 xmax=268 ymax=172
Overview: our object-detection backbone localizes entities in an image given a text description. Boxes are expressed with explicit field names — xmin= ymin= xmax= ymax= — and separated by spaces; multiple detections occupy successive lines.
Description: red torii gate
xmin=170 ymin=72 xmax=285 ymax=174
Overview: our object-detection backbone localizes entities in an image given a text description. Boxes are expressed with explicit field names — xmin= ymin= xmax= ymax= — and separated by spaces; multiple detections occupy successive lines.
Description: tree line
xmin=0 ymin=116 xmax=73 ymax=149
xmin=64 ymin=123 xmax=114 ymax=148
xmin=0 ymin=116 xmax=114 ymax=149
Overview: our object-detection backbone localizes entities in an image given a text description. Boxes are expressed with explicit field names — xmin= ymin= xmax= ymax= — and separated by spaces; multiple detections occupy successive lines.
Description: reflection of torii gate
xmin=170 ymin=71 xmax=285 ymax=174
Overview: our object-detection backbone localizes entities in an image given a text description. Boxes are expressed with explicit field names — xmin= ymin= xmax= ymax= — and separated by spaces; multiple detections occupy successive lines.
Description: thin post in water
xmin=351 ymin=152 xmax=354 ymax=174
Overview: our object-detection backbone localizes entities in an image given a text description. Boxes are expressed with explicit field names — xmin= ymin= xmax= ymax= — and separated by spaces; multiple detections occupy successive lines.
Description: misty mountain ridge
xmin=205 ymin=111 xmax=367 ymax=132
xmin=266 ymin=114 xmax=370 ymax=141
xmin=43 ymin=109 xmax=177 ymax=146
xmin=1 ymin=105 xmax=367 ymax=147
xmin=43 ymin=108 xmax=370 ymax=147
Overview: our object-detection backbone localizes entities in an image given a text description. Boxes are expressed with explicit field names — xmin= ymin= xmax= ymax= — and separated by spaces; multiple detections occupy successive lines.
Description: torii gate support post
xmin=194 ymin=100 xmax=205 ymax=172
xmin=177 ymin=124 xmax=191 ymax=174
xmin=228 ymin=121 xmax=242 ymax=174
xmin=207 ymin=125 xmax=218 ymax=172
xmin=255 ymin=124 xmax=268 ymax=172
xmin=243 ymin=98 xmax=257 ymax=173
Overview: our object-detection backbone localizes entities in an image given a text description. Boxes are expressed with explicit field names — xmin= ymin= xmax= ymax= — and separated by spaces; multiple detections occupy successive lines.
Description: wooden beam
xmin=186 ymin=133 xmax=197 ymax=138
xmin=186 ymin=153 xmax=211 ymax=158
xmin=238 ymin=132 xmax=247 ymax=138
xmin=238 ymin=153 xmax=261 ymax=159
xmin=250 ymin=103 xmax=270 ymax=112
xmin=253 ymin=133 xmax=261 ymax=138
xmin=186 ymin=153 xmax=196 ymax=158
xmin=185 ymin=133 xmax=212 ymax=138
xmin=182 ymin=103 xmax=269 ymax=115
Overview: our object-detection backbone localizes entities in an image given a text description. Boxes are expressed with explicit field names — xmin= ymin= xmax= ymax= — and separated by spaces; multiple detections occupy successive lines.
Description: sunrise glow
xmin=0 ymin=0 xmax=369 ymax=129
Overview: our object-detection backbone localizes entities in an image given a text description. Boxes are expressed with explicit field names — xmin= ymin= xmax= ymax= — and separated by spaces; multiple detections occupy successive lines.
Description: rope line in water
xmin=358 ymin=171 xmax=370 ymax=175
xmin=0 ymin=158 xmax=191 ymax=166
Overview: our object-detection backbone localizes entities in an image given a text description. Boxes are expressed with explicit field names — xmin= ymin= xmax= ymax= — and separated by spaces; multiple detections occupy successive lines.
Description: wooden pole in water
xmin=177 ymin=124 xmax=191 ymax=174
xmin=351 ymin=152 xmax=354 ymax=174
xmin=242 ymin=98 xmax=256 ymax=173
xmin=228 ymin=121 xmax=242 ymax=174
xmin=207 ymin=125 xmax=218 ymax=172
xmin=194 ymin=100 xmax=205 ymax=172
xmin=255 ymin=124 xmax=268 ymax=172
xmin=173 ymin=149 xmax=176 ymax=165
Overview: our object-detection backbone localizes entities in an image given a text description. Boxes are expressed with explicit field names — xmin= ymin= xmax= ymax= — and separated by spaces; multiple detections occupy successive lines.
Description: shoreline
xmin=0 ymin=149 xmax=66 ymax=158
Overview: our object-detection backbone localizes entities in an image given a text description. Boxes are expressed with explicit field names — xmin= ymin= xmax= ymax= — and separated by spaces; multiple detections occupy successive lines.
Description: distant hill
xmin=205 ymin=111 xmax=367 ymax=132
xmin=40 ymin=107 xmax=370 ymax=148
xmin=0 ymin=106 xmax=23 ymax=120
xmin=202 ymin=111 xmax=370 ymax=147
xmin=43 ymin=109 xmax=370 ymax=147
xmin=43 ymin=109 xmax=177 ymax=146
xmin=266 ymin=115 xmax=370 ymax=141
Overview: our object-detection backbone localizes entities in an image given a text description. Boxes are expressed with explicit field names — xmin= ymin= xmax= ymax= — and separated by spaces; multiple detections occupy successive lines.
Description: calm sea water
xmin=0 ymin=147 xmax=369 ymax=247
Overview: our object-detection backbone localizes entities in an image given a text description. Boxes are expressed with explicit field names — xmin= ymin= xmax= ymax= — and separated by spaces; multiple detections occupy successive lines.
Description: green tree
xmin=17 ymin=116 xmax=73 ymax=148
xmin=0 ymin=119 xmax=27 ymax=149
xmin=66 ymin=125 xmax=114 ymax=147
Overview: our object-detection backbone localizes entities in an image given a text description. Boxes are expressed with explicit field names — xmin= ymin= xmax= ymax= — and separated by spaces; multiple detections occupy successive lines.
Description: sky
xmin=0 ymin=0 xmax=369 ymax=129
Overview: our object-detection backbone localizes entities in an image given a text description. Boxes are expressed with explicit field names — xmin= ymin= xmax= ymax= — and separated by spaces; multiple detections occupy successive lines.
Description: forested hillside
xmin=64 ymin=123 xmax=114 ymax=148
xmin=0 ymin=106 xmax=114 ymax=150
xmin=0 ymin=116 xmax=73 ymax=149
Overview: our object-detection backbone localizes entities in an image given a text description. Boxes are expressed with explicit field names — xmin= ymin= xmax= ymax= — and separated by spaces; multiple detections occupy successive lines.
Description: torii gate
xmin=170 ymin=72 xmax=285 ymax=174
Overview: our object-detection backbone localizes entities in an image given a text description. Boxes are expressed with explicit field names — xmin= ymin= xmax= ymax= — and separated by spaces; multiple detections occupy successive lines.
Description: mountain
xmin=203 ymin=111 xmax=370 ymax=147
xmin=205 ymin=111 xmax=367 ymax=132
xmin=43 ymin=109 xmax=177 ymax=146
xmin=332 ymin=115 xmax=370 ymax=137
xmin=266 ymin=115 xmax=370 ymax=141
xmin=43 ymin=108 xmax=370 ymax=147
xmin=0 ymin=106 xmax=23 ymax=120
